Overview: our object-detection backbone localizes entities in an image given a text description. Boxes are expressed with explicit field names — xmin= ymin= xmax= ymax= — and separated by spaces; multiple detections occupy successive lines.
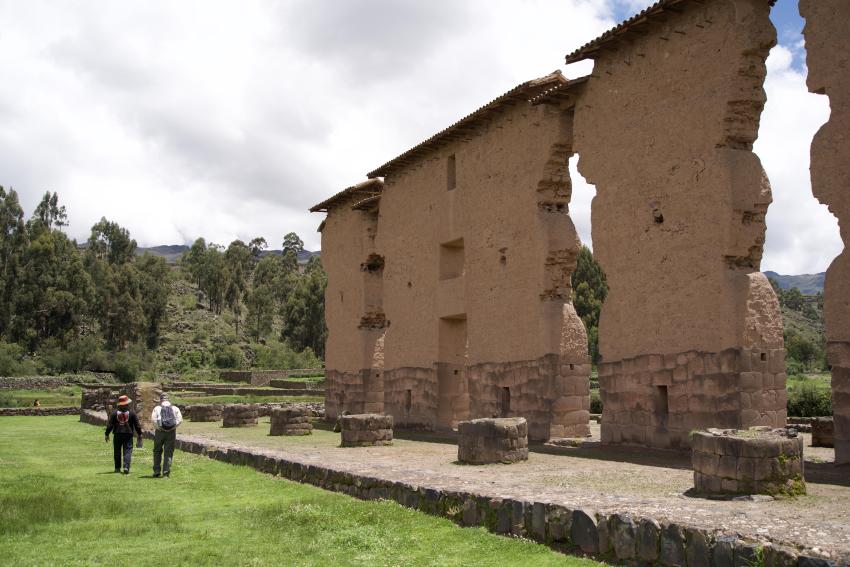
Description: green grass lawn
xmin=0 ymin=386 xmax=82 ymax=408
xmin=0 ymin=417 xmax=601 ymax=567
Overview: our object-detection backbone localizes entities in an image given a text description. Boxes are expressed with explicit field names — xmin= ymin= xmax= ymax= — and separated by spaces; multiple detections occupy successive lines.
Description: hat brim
xmin=117 ymin=398 xmax=133 ymax=406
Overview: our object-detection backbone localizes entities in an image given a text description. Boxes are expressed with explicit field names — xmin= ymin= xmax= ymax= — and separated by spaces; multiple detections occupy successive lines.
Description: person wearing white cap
xmin=151 ymin=393 xmax=182 ymax=478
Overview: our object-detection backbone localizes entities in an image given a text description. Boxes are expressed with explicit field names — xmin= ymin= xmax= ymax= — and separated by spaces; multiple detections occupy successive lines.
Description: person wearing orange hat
xmin=105 ymin=395 xmax=143 ymax=474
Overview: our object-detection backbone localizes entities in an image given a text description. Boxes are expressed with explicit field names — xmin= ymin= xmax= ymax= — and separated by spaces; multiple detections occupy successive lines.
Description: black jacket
xmin=105 ymin=410 xmax=142 ymax=437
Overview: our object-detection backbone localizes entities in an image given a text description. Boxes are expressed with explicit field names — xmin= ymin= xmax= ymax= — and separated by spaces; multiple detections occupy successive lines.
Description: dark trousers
xmin=113 ymin=433 xmax=134 ymax=471
xmin=153 ymin=429 xmax=176 ymax=475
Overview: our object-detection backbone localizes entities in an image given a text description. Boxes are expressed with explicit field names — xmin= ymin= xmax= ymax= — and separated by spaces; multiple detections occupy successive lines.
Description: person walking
xmin=105 ymin=395 xmax=143 ymax=474
xmin=151 ymin=393 xmax=182 ymax=478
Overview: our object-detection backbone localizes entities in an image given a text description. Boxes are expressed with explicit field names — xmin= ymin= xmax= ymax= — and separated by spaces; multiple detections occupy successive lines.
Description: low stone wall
xmin=269 ymin=380 xmax=325 ymax=390
xmin=0 ymin=407 xmax=79 ymax=416
xmin=812 ymin=417 xmax=835 ymax=448
xmin=188 ymin=404 xmax=223 ymax=422
xmin=270 ymin=408 xmax=313 ymax=436
xmin=162 ymin=384 xmax=324 ymax=397
xmin=0 ymin=376 xmax=69 ymax=390
xmin=77 ymin=409 xmax=836 ymax=565
xmin=458 ymin=418 xmax=529 ymax=465
xmin=692 ymin=428 xmax=805 ymax=497
xmin=340 ymin=414 xmax=393 ymax=447
xmin=222 ymin=404 xmax=258 ymax=427
xmin=219 ymin=370 xmax=322 ymax=386
xmin=81 ymin=388 xmax=112 ymax=411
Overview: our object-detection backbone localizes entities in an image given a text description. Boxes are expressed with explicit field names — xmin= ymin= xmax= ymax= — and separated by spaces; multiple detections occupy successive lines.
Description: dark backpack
xmin=160 ymin=405 xmax=177 ymax=430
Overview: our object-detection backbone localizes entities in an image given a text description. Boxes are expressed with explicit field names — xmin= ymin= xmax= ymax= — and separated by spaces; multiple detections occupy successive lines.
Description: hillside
xmin=763 ymin=271 xmax=825 ymax=295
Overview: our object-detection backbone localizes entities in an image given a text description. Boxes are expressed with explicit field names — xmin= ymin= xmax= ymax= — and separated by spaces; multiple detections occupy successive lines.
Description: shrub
xmin=787 ymin=382 xmax=831 ymax=417
xmin=252 ymin=340 xmax=322 ymax=370
xmin=0 ymin=343 xmax=37 ymax=377
xmin=38 ymin=337 xmax=106 ymax=374
xmin=590 ymin=390 xmax=602 ymax=414
xmin=212 ymin=344 xmax=244 ymax=369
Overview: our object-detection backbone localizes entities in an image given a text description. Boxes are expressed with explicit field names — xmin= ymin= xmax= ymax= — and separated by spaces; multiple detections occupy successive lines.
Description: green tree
xmin=224 ymin=240 xmax=253 ymax=333
xmin=0 ymin=187 xmax=28 ymax=338
xmin=248 ymin=237 xmax=267 ymax=263
xmin=281 ymin=232 xmax=304 ymax=273
xmin=11 ymin=230 xmax=92 ymax=349
xmin=281 ymin=258 xmax=327 ymax=357
xmin=246 ymin=284 xmax=275 ymax=343
xmin=26 ymin=191 xmax=67 ymax=238
xmin=570 ymin=246 xmax=608 ymax=364
xmin=135 ymin=253 xmax=170 ymax=348
xmin=86 ymin=217 xmax=136 ymax=265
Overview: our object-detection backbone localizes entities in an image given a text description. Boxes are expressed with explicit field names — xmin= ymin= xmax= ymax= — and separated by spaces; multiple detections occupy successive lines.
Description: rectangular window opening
xmin=439 ymin=238 xmax=465 ymax=280
xmin=447 ymin=154 xmax=456 ymax=191
xmin=654 ymin=385 xmax=669 ymax=427
xmin=404 ymin=390 xmax=412 ymax=414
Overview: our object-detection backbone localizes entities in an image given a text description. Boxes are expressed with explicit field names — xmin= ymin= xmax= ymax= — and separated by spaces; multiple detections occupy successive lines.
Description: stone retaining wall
xmin=188 ymin=404 xmax=223 ymax=422
xmin=162 ymin=384 xmax=324 ymax=397
xmin=0 ymin=407 xmax=79 ymax=416
xmin=0 ymin=376 xmax=69 ymax=390
xmin=77 ymin=410 xmax=838 ymax=565
xmin=219 ymin=370 xmax=324 ymax=386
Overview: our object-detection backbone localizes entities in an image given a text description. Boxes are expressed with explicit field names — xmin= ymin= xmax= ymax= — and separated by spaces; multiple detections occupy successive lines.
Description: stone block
xmin=685 ymin=527 xmax=712 ymax=567
xmin=457 ymin=417 xmax=529 ymax=464
xmin=570 ymin=509 xmax=598 ymax=554
xmin=636 ymin=518 xmax=660 ymax=562
xmin=659 ymin=522 xmax=685 ymax=566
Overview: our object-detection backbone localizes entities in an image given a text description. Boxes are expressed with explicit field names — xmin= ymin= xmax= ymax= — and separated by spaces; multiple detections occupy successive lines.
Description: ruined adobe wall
xmin=799 ymin=0 xmax=850 ymax=465
xmin=378 ymin=100 xmax=590 ymax=438
xmin=321 ymin=196 xmax=385 ymax=419
xmin=573 ymin=0 xmax=785 ymax=449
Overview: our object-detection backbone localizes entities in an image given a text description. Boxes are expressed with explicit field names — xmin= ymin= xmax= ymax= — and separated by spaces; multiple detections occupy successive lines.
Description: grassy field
xmin=0 ymin=385 xmax=82 ymax=408
xmin=0 ymin=417 xmax=601 ymax=567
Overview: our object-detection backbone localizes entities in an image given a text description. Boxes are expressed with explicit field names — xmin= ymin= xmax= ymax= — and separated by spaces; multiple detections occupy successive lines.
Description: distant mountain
xmin=763 ymin=271 xmax=825 ymax=295
xmin=135 ymin=245 xmax=320 ymax=265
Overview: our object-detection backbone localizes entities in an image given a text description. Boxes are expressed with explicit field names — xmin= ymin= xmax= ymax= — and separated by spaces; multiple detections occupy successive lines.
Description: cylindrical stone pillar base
xmin=457 ymin=417 xmax=529 ymax=465
xmin=340 ymin=414 xmax=393 ymax=447
xmin=270 ymin=408 xmax=313 ymax=436
xmin=188 ymin=404 xmax=223 ymax=422
xmin=692 ymin=428 xmax=805 ymax=497
xmin=222 ymin=404 xmax=259 ymax=428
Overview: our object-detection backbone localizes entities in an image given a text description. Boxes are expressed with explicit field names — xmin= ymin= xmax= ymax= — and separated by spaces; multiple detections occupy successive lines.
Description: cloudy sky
xmin=0 ymin=0 xmax=837 ymax=274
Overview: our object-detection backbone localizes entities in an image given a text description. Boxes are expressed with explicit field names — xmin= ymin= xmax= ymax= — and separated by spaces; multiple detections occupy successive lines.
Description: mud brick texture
xmin=270 ymin=408 xmax=313 ymax=436
xmin=222 ymin=404 xmax=258 ymax=428
xmin=692 ymin=429 xmax=805 ymax=496
xmin=340 ymin=413 xmax=393 ymax=447
xmin=457 ymin=417 xmax=529 ymax=465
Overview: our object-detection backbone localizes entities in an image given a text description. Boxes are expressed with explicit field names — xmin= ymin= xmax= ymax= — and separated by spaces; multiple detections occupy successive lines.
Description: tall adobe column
xmin=800 ymin=0 xmax=850 ymax=465
xmin=571 ymin=0 xmax=785 ymax=450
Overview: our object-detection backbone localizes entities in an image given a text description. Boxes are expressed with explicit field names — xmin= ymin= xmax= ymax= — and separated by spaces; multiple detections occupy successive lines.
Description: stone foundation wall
xmin=75 ymin=410 xmax=831 ymax=564
xmin=325 ymin=369 xmax=384 ymax=420
xmin=599 ymin=349 xmax=787 ymax=450
xmin=0 ymin=407 xmax=79 ymax=416
xmin=383 ymin=367 xmax=438 ymax=430
xmin=832 ymin=362 xmax=850 ymax=464
xmin=467 ymin=354 xmax=590 ymax=441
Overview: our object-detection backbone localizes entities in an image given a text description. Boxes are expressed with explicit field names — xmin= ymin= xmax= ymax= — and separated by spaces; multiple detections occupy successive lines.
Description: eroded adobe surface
xmin=571 ymin=0 xmax=785 ymax=449
xmin=800 ymin=0 xmax=850 ymax=465
xmin=316 ymin=74 xmax=592 ymax=441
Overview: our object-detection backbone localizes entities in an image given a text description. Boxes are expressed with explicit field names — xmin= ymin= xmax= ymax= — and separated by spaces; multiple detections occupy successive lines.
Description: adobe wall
xmin=322 ymin=190 xmax=386 ymax=420
xmin=377 ymin=99 xmax=590 ymax=439
xmin=799 ymin=0 xmax=850 ymax=465
xmin=573 ymin=0 xmax=785 ymax=449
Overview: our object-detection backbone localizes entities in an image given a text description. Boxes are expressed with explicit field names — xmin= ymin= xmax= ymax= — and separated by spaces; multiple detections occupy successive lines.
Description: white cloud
xmin=756 ymin=44 xmax=837 ymax=275
xmin=0 ymin=0 xmax=838 ymax=275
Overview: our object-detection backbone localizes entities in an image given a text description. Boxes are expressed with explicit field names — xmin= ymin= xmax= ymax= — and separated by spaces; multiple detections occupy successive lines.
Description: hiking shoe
xmin=122 ymin=469 xmax=130 ymax=475
xmin=114 ymin=468 xmax=120 ymax=473
xmin=163 ymin=472 xmax=170 ymax=478
xmin=153 ymin=473 xmax=161 ymax=478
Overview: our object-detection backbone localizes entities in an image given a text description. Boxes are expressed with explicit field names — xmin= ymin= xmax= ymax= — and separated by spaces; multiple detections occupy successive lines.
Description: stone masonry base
xmin=599 ymin=348 xmax=787 ymax=450
xmin=77 ymin=409 xmax=838 ymax=565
